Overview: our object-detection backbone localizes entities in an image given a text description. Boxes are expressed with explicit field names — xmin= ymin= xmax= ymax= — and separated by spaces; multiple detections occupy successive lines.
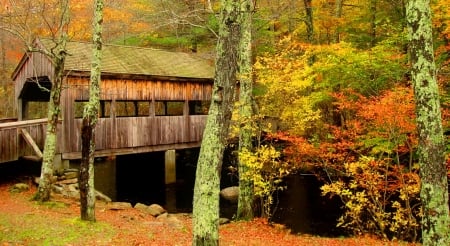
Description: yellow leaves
xmin=321 ymin=156 xmax=421 ymax=239
xmin=239 ymin=145 xmax=294 ymax=217
xmin=255 ymin=41 xmax=322 ymax=135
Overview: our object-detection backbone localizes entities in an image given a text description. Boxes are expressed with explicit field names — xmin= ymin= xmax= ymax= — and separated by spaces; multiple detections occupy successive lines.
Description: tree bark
xmin=80 ymin=0 xmax=104 ymax=222
xmin=33 ymin=0 xmax=70 ymax=202
xmin=191 ymin=0 xmax=240 ymax=245
xmin=406 ymin=1 xmax=450 ymax=245
xmin=369 ymin=0 xmax=377 ymax=47
xmin=303 ymin=0 xmax=314 ymax=43
xmin=334 ymin=0 xmax=343 ymax=43
xmin=236 ymin=0 xmax=254 ymax=221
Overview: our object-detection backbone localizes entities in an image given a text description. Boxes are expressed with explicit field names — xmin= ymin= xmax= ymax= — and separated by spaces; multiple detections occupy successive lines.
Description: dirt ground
xmin=0 ymin=178 xmax=419 ymax=246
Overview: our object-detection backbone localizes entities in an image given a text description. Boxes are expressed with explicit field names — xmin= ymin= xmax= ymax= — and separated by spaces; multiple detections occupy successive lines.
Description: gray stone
xmin=166 ymin=215 xmax=184 ymax=229
xmin=109 ymin=202 xmax=132 ymax=210
xmin=134 ymin=203 xmax=149 ymax=211
xmin=52 ymin=184 xmax=64 ymax=194
xmin=156 ymin=212 xmax=168 ymax=220
xmin=57 ymin=178 xmax=78 ymax=185
xmin=95 ymin=190 xmax=112 ymax=203
xmin=220 ymin=186 xmax=239 ymax=203
xmin=147 ymin=204 xmax=166 ymax=217
xmin=219 ymin=218 xmax=230 ymax=225
xmin=10 ymin=183 xmax=29 ymax=193
xmin=155 ymin=213 xmax=184 ymax=229
xmin=64 ymin=172 xmax=78 ymax=180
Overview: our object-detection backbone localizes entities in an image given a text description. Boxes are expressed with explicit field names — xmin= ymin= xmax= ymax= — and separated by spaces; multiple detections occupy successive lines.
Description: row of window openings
xmin=74 ymin=100 xmax=210 ymax=118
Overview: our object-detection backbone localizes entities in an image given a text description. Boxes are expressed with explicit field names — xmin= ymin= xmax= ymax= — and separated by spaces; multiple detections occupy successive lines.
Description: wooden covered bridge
xmin=0 ymin=38 xmax=214 ymax=170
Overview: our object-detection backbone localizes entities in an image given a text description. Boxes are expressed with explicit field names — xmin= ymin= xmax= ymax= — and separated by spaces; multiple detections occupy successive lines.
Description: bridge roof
xmin=13 ymin=38 xmax=215 ymax=81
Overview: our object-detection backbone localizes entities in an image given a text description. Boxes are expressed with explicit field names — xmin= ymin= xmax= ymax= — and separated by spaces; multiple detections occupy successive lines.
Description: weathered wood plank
xmin=20 ymin=128 xmax=43 ymax=159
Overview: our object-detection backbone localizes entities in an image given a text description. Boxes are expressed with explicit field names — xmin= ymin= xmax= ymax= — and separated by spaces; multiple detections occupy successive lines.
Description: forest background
xmin=0 ymin=0 xmax=449 ymax=242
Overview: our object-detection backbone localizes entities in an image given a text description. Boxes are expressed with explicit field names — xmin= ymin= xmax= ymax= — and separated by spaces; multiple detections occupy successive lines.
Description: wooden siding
xmin=64 ymin=77 xmax=213 ymax=101
xmin=64 ymin=115 xmax=207 ymax=154
xmin=14 ymin=52 xmax=54 ymax=100
xmin=0 ymin=119 xmax=58 ymax=163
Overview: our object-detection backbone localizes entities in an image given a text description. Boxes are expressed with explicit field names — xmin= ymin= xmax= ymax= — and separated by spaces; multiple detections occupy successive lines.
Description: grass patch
xmin=37 ymin=201 xmax=70 ymax=209
xmin=0 ymin=213 xmax=115 ymax=245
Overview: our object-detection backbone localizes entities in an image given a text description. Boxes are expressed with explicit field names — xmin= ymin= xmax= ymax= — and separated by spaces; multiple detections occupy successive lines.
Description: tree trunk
xmin=191 ymin=0 xmax=240 ymax=245
xmin=33 ymin=0 xmax=70 ymax=202
xmin=80 ymin=0 xmax=104 ymax=222
xmin=303 ymin=0 xmax=314 ymax=43
xmin=406 ymin=1 xmax=450 ymax=245
xmin=236 ymin=0 xmax=254 ymax=221
xmin=334 ymin=0 xmax=343 ymax=43
xmin=369 ymin=0 xmax=377 ymax=47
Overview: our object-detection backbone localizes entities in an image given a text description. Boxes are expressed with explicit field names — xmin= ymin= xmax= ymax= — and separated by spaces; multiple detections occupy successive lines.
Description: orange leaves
xmin=359 ymin=87 xmax=416 ymax=135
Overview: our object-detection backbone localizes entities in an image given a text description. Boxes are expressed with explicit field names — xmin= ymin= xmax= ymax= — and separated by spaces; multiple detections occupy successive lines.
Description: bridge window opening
xmin=100 ymin=100 xmax=111 ymax=118
xmin=115 ymin=101 xmax=151 ymax=117
xmin=74 ymin=100 xmax=112 ymax=118
xmin=26 ymin=101 xmax=48 ymax=119
xmin=74 ymin=101 xmax=88 ymax=118
xmin=155 ymin=101 xmax=184 ymax=116
xmin=115 ymin=101 xmax=136 ymax=117
xmin=136 ymin=101 xmax=150 ymax=116
xmin=189 ymin=101 xmax=210 ymax=115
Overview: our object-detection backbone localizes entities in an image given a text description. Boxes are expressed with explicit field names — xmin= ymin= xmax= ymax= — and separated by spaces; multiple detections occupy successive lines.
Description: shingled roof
xmin=33 ymin=38 xmax=215 ymax=80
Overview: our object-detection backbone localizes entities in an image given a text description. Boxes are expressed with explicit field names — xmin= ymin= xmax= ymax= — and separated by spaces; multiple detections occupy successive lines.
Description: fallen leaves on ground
xmin=0 ymin=182 xmax=419 ymax=246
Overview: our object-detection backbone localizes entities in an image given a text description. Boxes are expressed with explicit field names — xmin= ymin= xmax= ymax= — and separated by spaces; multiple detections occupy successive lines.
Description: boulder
xmin=134 ymin=203 xmax=148 ymax=211
xmin=95 ymin=190 xmax=112 ymax=203
xmin=9 ymin=183 xmax=29 ymax=193
xmin=219 ymin=218 xmax=230 ymax=225
xmin=156 ymin=213 xmax=184 ymax=229
xmin=57 ymin=178 xmax=78 ymax=185
xmin=109 ymin=202 xmax=132 ymax=210
xmin=220 ymin=186 xmax=239 ymax=203
xmin=166 ymin=215 xmax=184 ymax=229
xmin=63 ymin=171 xmax=78 ymax=180
xmin=147 ymin=204 xmax=166 ymax=217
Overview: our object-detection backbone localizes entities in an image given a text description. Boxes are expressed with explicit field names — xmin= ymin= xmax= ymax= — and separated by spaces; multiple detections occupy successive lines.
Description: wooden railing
xmin=64 ymin=115 xmax=207 ymax=155
xmin=0 ymin=115 xmax=207 ymax=162
xmin=0 ymin=118 xmax=49 ymax=163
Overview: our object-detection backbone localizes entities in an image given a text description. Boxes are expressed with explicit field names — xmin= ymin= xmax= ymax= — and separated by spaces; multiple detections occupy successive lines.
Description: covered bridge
xmin=3 ymin=38 xmax=214 ymax=164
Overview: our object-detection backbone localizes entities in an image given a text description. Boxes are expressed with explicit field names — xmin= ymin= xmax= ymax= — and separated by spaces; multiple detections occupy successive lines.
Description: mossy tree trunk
xmin=406 ymin=1 xmax=450 ymax=245
xmin=79 ymin=0 xmax=104 ymax=222
xmin=192 ymin=0 xmax=240 ymax=245
xmin=236 ymin=0 xmax=254 ymax=221
xmin=34 ymin=0 xmax=70 ymax=203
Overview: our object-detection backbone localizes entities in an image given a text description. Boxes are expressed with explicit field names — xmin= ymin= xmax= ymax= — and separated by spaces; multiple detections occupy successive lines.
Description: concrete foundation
xmin=165 ymin=149 xmax=176 ymax=211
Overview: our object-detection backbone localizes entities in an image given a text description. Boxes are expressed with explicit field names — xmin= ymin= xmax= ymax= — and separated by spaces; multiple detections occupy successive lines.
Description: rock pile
xmin=34 ymin=168 xmax=112 ymax=202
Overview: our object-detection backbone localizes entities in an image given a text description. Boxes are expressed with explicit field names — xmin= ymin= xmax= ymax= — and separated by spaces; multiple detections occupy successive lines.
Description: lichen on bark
xmin=192 ymin=0 xmax=241 ymax=245
xmin=406 ymin=0 xmax=450 ymax=245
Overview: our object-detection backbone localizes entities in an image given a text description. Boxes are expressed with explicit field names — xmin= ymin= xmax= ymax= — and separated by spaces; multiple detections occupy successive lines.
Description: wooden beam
xmin=20 ymin=128 xmax=43 ymax=160
xmin=21 ymin=155 xmax=43 ymax=162
xmin=62 ymin=142 xmax=201 ymax=160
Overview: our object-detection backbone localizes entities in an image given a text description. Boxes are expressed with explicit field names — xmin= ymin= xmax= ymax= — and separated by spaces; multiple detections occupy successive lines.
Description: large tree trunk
xmin=80 ymin=0 xmax=104 ymax=222
xmin=236 ymin=0 xmax=254 ymax=221
xmin=191 ymin=0 xmax=240 ymax=245
xmin=406 ymin=1 xmax=450 ymax=245
xmin=33 ymin=0 xmax=70 ymax=202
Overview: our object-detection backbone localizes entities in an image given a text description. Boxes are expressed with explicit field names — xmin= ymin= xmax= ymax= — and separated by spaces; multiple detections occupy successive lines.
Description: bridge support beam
xmin=165 ymin=149 xmax=176 ymax=211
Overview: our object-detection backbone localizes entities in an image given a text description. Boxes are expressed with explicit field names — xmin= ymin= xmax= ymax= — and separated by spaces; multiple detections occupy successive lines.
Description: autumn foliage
xmin=253 ymin=31 xmax=449 ymax=241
